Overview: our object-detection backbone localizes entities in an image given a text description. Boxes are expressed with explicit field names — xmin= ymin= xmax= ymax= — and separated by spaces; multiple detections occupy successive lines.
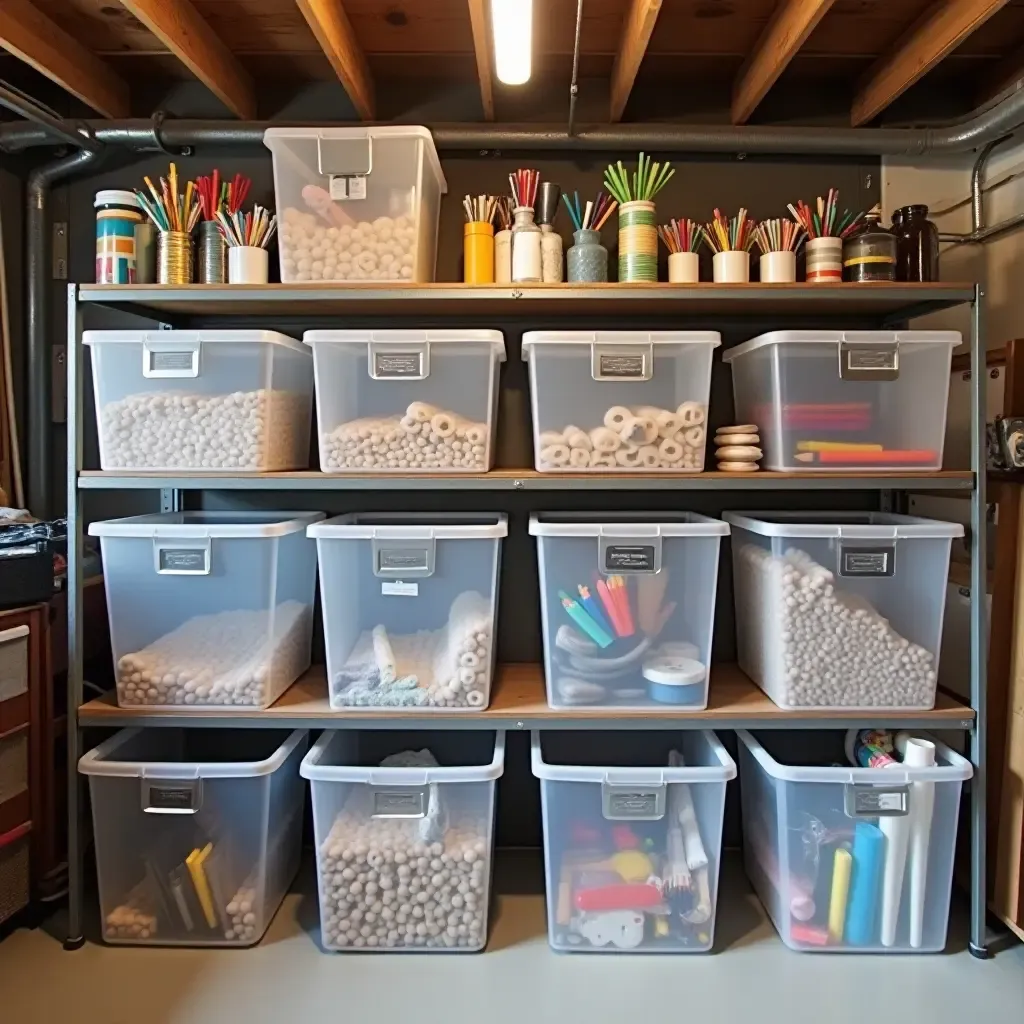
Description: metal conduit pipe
xmin=0 ymin=82 xmax=103 ymax=154
xmin=27 ymin=146 xmax=100 ymax=517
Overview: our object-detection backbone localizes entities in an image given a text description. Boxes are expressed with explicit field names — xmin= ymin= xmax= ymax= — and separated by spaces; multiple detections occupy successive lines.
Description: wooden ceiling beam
xmin=852 ymin=0 xmax=1011 ymax=126
xmin=118 ymin=0 xmax=257 ymax=119
xmin=466 ymin=0 xmax=495 ymax=121
xmin=295 ymin=0 xmax=374 ymax=119
xmin=731 ymin=0 xmax=836 ymax=125
xmin=0 ymin=0 xmax=128 ymax=118
xmin=610 ymin=0 xmax=664 ymax=122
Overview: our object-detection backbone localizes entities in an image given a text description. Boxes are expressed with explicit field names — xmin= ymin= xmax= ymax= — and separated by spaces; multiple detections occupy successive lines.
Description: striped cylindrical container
xmin=805 ymin=236 xmax=843 ymax=283
xmin=617 ymin=200 xmax=657 ymax=282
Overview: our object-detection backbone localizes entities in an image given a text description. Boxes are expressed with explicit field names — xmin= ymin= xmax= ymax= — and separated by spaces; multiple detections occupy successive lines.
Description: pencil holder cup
xmin=668 ymin=251 xmax=700 ymax=283
xmin=494 ymin=228 xmax=513 ymax=284
xmin=197 ymin=219 xmax=226 ymax=284
xmin=463 ymin=221 xmax=495 ymax=284
xmin=228 ymin=246 xmax=269 ymax=285
xmin=759 ymin=250 xmax=797 ymax=283
xmin=567 ymin=229 xmax=608 ymax=283
xmin=805 ymin=236 xmax=843 ymax=283
xmin=156 ymin=231 xmax=194 ymax=285
xmin=618 ymin=200 xmax=657 ymax=282
xmin=713 ymin=250 xmax=750 ymax=283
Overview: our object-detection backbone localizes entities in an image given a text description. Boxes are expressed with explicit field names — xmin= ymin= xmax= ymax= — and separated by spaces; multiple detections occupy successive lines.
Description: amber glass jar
xmin=893 ymin=204 xmax=939 ymax=282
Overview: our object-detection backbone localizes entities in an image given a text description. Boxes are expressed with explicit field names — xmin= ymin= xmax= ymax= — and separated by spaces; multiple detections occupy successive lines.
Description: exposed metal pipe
xmin=0 ymin=81 xmax=103 ymax=154
xmin=567 ymin=0 xmax=584 ymax=138
xmin=972 ymin=138 xmax=1003 ymax=231
xmin=27 ymin=146 xmax=100 ymax=517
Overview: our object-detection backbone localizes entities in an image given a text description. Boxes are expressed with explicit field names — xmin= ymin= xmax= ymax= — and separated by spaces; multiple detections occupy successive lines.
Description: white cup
xmin=668 ymin=250 xmax=700 ymax=283
xmin=712 ymin=250 xmax=750 ymax=283
xmin=759 ymin=250 xmax=797 ymax=283
xmin=228 ymin=245 xmax=269 ymax=284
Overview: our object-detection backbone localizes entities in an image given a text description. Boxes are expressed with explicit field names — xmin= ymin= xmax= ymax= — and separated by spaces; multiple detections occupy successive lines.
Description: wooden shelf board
xmin=77 ymin=662 xmax=976 ymax=729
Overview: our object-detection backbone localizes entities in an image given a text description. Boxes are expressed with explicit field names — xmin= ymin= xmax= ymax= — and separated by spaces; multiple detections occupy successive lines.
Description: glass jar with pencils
xmin=564 ymin=191 xmax=615 ymax=283
xmin=131 ymin=163 xmax=202 ymax=285
xmin=509 ymin=168 xmax=542 ymax=284
xmin=604 ymin=154 xmax=674 ymax=283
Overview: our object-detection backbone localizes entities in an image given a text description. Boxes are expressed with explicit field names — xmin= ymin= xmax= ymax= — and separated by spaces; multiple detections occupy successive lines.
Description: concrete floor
xmin=1 ymin=858 xmax=1021 ymax=1024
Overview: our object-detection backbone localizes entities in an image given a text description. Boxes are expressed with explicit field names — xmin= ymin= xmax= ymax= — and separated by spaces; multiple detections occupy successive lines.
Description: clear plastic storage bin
xmin=725 ymin=512 xmax=963 ymax=710
xmin=80 ymin=728 xmax=307 ymax=947
xmin=264 ymin=126 xmax=446 ymax=283
xmin=90 ymin=512 xmax=323 ymax=709
xmin=83 ymin=329 xmax=314 ymax=472
xmin=522 ymin=331 xmax=720 ymax=473
xmin=722 ymin=330 xmax=959 ymax=472
xmin=303 ymin=330 xmax=505 ymax=472
xmin=531 ymin=513 xmax=728 ymax=709
xmin=302 ymin=730 xmax=504 ymax=951
xmin=309 ymin=514 xmax=506 ymax=710
xmin=737 ymin=730 xmax=972 ymax=952
xmin=532 ymin=730 xmax=734 ymax=952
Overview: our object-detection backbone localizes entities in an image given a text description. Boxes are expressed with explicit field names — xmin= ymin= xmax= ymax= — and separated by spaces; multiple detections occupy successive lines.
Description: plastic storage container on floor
xmin=83 ymin=330 xmax=314 ymax=472
xmin=530 ymin=513 xmax=728 ymax=709
xmin=80 ymin=728 xmax=307 ymax=947
xmin=725 ymin=512 xmax=963 ymax=710
xmin=532 ymin=730 xmax=735 ymax=953
xmin=309 ymin=514 xmax=506 ymax=710
xmin=302 ymin=730 xmax=504 ymax=951
xmin=521 ymin=331 xmax=720 ymax=473
xmin=264 ymin=126 xmax=447 ymax=284
xmin=303 ymin=330 xmax=506 ymax=472
xmin=737 ymin=730 xmax=972 ymax=952
xmin=90 ymin=511 xmax=323 ymax=709
xmin=722 ymin=330 xmax=958 ymax=472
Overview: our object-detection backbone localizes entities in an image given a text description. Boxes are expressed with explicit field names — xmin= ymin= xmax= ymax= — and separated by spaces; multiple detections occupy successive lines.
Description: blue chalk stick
xmin=845 ymin=820 xmax=886 ymax=947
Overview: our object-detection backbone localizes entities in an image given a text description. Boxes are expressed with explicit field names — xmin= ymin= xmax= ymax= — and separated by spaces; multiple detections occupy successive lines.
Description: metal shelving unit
xmin=64 ymin=282 xmax=989 ymax=957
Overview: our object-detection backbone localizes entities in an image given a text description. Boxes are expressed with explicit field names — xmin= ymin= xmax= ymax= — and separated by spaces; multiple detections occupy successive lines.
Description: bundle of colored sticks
xmin=195 ymin=170 xmax=251 ymax=222
xmin=603 ymin=153 xmax=675 ymax=205
xmin=658 ymin=218 xmax=705 ymax=254
xmin=755 ymin=218 xmax=803 ymax=254
xmin=216 ymin=205 xmax=277 ymax=249
xmin=706 ymin=208 xmax=757 ymax=253
xmin=462 ymin=194 xmax=500 ymax=224
xmin=134 ymin=163 xmax=202 ymax=234
xmin=788 ymin=190 xmax=865 ymax=239
xmin=561 ymin=190 xmax=618 ymax=233
xmin=509 ymin=168 xmax=540 ymax=210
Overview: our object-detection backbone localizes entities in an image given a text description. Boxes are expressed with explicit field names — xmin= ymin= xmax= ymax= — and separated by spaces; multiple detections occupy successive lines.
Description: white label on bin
xmin=605 ymin=545 xmax=656 ymax=573
xmin=602 ymin=785 xmax=666 ymax=820
xmin=143 ymin=780 xmax=202 ymax=814
xmin=844 ymin=784 xmax=909 ymax=818
xmin=329 ymin=174 xmax=367 ymax=200
xmin=151 ymin=351 xmax=196 ymax=372
xmin=598 ymin=353 xmax=646 ymax=379
xmin=158 ymin=548 xmax=210 ymax=574
xmin=839 ymin=546 xmax=894 ymax=578
xmin=374 ymin=352 xmax=424 ymax=378
xmin=372 ymin=788 xmax=427 ymax=818
xmin=382 ymin=581 xmax=419 ymax=597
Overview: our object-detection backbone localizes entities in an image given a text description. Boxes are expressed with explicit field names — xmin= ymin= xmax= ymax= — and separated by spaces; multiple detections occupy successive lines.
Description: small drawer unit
xmin=522 ymin=331 xmax=720 ymax=473
xmin=310 ymin=514 xmax=506 ymax=710
xmin=725 ymin=512 xmax=963 ymax=710
xmin=532 ymin=730 xmax=735 ymax=953
xmin=304 ymin=330 xmax=505 ymax=472
xmin=722 ymin=330 xmax=958 ymax=472
xmin=90 ymin=512 xmax=323 ymax=709
xmin=84 ymin=329 xmax=314 ymax=472
xmin=0 ymin=625 xmax=29 ymax=705
xmin=265 ymin=125 xmax=447 ymax=284
xmin=302 ymin=730 xmax=505 ymax=952
xmin=80 ymin=728 xmax=308 ymax=947
xmin=531 ymin=513 xmax=728 ymax=709
xmin=737 ymin=730 xmax=972 ymax=953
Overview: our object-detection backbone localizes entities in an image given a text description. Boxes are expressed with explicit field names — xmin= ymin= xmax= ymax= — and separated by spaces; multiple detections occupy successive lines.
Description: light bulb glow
xmin=492 ymin=0 xmax=533 ymax=86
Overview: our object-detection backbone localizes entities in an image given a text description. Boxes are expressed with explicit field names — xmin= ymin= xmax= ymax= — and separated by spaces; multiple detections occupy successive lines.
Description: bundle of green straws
xmin=603 ymin=153 xmax=675 ymax=205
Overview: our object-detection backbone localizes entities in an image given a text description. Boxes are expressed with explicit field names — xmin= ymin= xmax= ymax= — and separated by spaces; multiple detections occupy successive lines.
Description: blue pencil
xmin=578 ymin=585 xmax=613 ymax=635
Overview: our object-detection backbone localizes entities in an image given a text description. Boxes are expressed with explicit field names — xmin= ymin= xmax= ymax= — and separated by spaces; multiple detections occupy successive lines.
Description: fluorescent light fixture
xmin=492 ymin=0 xmax=533 ymax=86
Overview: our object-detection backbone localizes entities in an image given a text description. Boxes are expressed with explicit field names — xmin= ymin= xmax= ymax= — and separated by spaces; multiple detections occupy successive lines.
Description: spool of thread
xmin=94 ymin=190 xmax=142 ymax=284
xmin=463 ymin=221 xmax=495 ymax=284
xmin=196 ymin=219 xmax=226 ymax=284
xmin=618 ymin=200 xmax=657 ymax=282
xmin=805 ymin=236 xmax=843 ymax=283
xmin=157 ymin=230 xmax=194 ymax=285
xmin=668 ymin=250 xmax=699 ymax=283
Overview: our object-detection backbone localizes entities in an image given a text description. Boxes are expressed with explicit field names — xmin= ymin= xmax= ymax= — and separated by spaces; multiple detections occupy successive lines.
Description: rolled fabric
xmin=564 ymin=426 xmax=593 ymax=451
xmin=634 ymin=416 xmax=659 ymax=445
xmin=658 ymin=438 xmax=684 ymax=463
xmin=615 ymin=446 xmax=643 ymax=467
xmin=604 ymin=405 xmax=632 ymax=431
xmin=399 ymin=415 xmax=420 ymax=434
xmin=590 ymin=453 xmax=617 ymax=468
xmin=540 ymin=443 xmax=571 ymax=466
xmin=459 ymin=651 xmax=480 ymax=669
xmin=466 ymin=689 xmax=486 ymax=706
xmin=569 ymin=447 xmax=592 ymax=468
xmin=431 ymin=412 xmax=456 ymax=438
xmin=618 ymin=417 xmax=648 ymax=446
xmin=464 ymin=424 xmax=486 ymax=446
xmin=590 ymin=426 xmax=621 ymax=452
xmin=683 ymin=425 xmax=706 ymax=449
xmin=539 ymin=429 xmax=566 ymax=447
xmin=638 ymin=445 xmax=660 ymax=467
xmin=677 ymin=401 xmax=705 ymax=426
xmin=407 ymin=401 xmax=437 ymax=423
xmin=657 ymin=411 xmax=682 ymax=438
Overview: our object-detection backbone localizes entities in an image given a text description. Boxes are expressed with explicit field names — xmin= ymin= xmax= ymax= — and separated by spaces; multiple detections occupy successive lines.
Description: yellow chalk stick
xmin=828 ymin=847 xmax=853 ymax=942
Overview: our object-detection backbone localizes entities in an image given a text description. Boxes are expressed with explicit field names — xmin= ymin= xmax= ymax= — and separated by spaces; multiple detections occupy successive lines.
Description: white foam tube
xmin=372 ymin=624 xmax=397 ymax=684
xmin=879 ymin=810 xmax=911 ymax=946
xmin=898 ymin=735 xmax=936 ymax=948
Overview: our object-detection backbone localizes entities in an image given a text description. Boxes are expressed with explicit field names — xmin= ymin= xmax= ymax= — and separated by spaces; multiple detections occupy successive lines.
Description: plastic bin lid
xmin=529 ymin=512 xmax=728 ymax=538
xmin=530 ymin=731 xmax=736 ymax=784
xmin=722 ymin=511 xmax=963 ymax=540
xmin=263 ymin=124 xmax=447 ymax=192
xmin=303 ymin=329 xmax=506 ymax=360
xmin=722 ymin=329 xmax=960 ymax=363
xmin=522 ymin=330 xmax=720 ymax=358
xmin=300 ymin=730 xmax=505 ymax=784
xmin=736 ymin=730 xmax=972 ymax=785
xmin=79 ymin=728 xmax=307 ymax=779
xmin=309 ymin=512 xmax=508 ymax=540
xmin=82 ymin=329 xmax=308 ymax=355
xmin=89 ymin=511 xmax=325 ymax=539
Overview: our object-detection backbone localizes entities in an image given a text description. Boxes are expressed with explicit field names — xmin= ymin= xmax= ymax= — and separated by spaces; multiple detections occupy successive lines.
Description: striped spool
xmin=805 ymin=236 xmax=843 ymax=283
xmin=618 ymin=200 xmax=657 ymax=282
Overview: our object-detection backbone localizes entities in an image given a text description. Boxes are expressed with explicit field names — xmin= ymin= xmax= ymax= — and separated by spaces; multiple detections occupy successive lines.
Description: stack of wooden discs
xmin=715 ymin=424 xmax=762 ymax=472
